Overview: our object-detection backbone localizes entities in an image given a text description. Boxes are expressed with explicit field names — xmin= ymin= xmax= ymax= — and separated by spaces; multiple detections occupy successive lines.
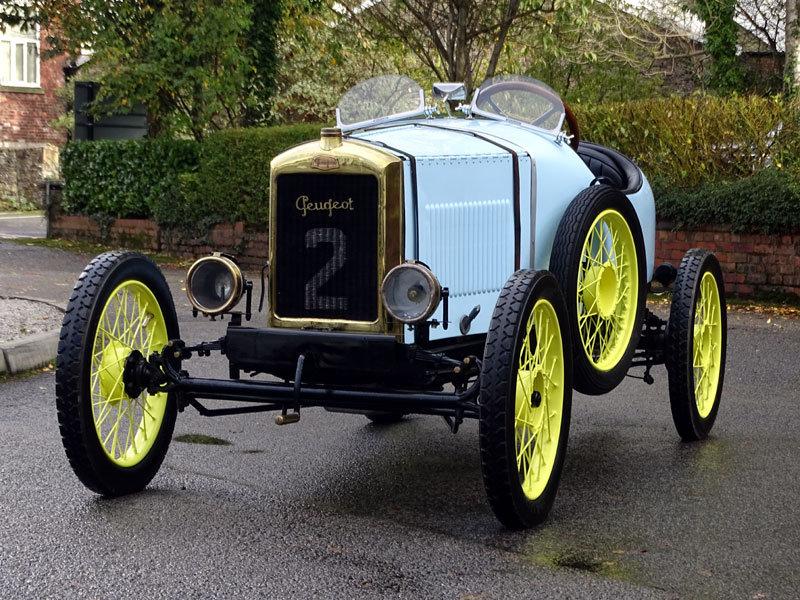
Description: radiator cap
xmin=320 ymin=127 xmax=343 ymax=150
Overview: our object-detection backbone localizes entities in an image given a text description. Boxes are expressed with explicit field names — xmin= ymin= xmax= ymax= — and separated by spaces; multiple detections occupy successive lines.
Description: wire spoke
xmin=88 ymin=281 xmax=172 ymax=466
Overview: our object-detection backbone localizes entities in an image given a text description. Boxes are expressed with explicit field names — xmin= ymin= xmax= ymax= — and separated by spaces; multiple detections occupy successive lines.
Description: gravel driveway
xmin=0 ymin=298 xmax=63 ymax=342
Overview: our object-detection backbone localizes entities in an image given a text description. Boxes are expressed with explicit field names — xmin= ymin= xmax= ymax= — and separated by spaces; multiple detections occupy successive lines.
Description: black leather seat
xmin=576 ymin=142 xmax=643 ymax=195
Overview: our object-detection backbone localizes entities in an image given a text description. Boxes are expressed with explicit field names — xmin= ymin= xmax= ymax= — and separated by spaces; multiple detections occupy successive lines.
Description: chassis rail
xmin=126 ymin=300 xmax=671 ymax=430
xmin=126 ymin=342 xmax=481 ymax=430
xmin=177 ymin=375 xmax=480 ymax=419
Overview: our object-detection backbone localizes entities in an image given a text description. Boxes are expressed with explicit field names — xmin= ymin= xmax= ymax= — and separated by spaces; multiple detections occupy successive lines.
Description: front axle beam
xmin=175 ymin=375 xmax=480 ymax=419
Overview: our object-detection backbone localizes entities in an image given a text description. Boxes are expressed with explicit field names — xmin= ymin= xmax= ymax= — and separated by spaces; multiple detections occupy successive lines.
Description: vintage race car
xmin=55 ymin=75 xmax=727 ymax=528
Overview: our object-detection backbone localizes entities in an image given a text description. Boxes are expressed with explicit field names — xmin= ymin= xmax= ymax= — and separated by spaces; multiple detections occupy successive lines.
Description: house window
xmin=0 ymin=23 xmax=39 ymax=87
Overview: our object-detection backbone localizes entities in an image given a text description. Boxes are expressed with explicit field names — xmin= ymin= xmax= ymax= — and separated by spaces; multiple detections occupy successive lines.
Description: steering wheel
xmin=475 ymin=79 xmax=581 ymax=151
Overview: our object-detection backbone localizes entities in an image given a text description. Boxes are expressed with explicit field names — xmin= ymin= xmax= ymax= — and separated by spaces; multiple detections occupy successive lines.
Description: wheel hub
xmin=516 ymin=369 xmax=546 ymax=430
xmin=123 ymin=350 xmax=151 ymax=399
xmin=99 ymin=340 xmax=129 ymax=405
xmin=582 ymin=262 xmax=618 ymax=319
xmin=529 ymin=373 xmax=547 ymax=429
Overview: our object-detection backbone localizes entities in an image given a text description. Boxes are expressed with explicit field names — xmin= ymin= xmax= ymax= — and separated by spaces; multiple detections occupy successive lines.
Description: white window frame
xmin=0 ymin=23 xmax=40 ymax=88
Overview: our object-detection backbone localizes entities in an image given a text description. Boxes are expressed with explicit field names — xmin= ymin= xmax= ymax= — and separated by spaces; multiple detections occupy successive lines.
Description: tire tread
xmin=479 ymin=270 xmax=572 ymax=528
xmin=55 ymin=251 xmax=177 ymax=495
xmin=665 ymin=248 xmax=726 ymax=441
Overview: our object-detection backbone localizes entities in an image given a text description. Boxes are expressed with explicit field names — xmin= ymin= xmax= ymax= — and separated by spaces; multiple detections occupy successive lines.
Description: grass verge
xmin=0 ymin=197 xmax=39 ymax=212
xmin=10 ymin=237 xmax=193 ymax=269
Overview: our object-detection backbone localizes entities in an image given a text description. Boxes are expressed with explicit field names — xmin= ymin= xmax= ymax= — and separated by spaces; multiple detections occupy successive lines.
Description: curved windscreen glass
xmin=336 ymin=75 xmax=425 ymax=130
xmin=472 ymin=75 xmax=565 ymax=132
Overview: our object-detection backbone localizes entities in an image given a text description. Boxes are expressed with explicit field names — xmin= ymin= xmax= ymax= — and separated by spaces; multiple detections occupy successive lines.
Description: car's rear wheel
xmin=56 ymin=252 xmax=179 ymax=496
xmin=550 ymin=185 xmax=645 ymax=395
xmin=479 ymin=270 xmax=572 ymax=528
xmin=666 ymin=249 xmax=727 ymax=441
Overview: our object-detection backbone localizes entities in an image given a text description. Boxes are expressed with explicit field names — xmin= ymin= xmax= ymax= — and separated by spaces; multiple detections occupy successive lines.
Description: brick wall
xmin=656 ymin=225 xmax=800 ymax=298
xmin=50 ymin=216 xmax=269 ymax=267
xmin=0 ymin=28 xmax=67 ymax=206
xmin=0 ymin=28 xmax=67 ymax=146
xmin=49 ymin=215 xmax=800 ymax=299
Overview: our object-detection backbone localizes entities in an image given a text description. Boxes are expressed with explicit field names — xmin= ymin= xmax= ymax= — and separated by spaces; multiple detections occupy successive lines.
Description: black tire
xmin=364 ymin=411 xmax=405 ymax=425
xmin=665 ymin=249 xmax=727 ymax=441
xmin=550 ymin=185 xmax=646 ymax=395
xmin=56 ymin=252 xmax=179 ymax=496
xmin=479 ymin=270 xmax=573 ymax=529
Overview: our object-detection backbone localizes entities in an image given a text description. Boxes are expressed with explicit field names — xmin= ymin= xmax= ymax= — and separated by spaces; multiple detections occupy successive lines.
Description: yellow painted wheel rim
xmin=577 ymin=209 xmax=638 ymax=371
xmin=693 ymin=272 xmax=722 ymax=418
xmin=90 ymin=280 xmax=169 ymax=467
xmin=515 ymin=298 xmax=565 ymax=500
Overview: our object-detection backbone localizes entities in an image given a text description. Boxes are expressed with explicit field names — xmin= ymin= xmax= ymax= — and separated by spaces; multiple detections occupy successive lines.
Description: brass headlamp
xmin=185 ymin=254 xmax=244 ymax=316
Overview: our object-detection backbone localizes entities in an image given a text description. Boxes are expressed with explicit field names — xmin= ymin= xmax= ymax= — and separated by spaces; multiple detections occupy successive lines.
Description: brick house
xmin=0 ymin=23 xmax=67 ymax=207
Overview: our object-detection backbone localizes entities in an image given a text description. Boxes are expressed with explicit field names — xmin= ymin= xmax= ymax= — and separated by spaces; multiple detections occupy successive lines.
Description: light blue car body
xmin=353 ymin=117 xmax=656 ymax=344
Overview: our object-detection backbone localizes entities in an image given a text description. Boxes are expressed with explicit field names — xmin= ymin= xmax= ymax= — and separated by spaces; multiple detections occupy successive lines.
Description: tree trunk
xmin=454 ymin=1 xmax=470 ymax=85
xmin=786 ymin=0 xmax=800 ymax=95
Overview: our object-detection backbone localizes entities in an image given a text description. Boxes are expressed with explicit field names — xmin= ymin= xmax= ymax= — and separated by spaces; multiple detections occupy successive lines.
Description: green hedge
xmin=61 ymin=139 xmax=199 ymax=218
xmin=60 ymin=98 xmax=800 ymax=235
xmin=655 ymin=168 xmax=800 ymax=234
xmin=576 ymin=95 xmax=800 ymax=189
xmin=180 ymin=124 xmax=322 ymax=228
xmin=61 ymin=124 xmax=321 ymax=230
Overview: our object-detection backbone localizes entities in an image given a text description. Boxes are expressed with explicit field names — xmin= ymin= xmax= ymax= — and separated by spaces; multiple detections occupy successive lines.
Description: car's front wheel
xmin=479 ymin=270 xmax=573 ymax=528
xmin=56 ymin=252 xmax=179 ymax=496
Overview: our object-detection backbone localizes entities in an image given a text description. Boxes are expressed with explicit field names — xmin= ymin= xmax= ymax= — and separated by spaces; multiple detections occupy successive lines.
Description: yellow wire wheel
xmin=693 ymin=272 xmax=723 ymax=418
xmin=514 ymin=298 xmax=566 ymax=500
xmin=56 ymin=252 xmax=179 ymax=496
xmin=666 ymin=249 xmax=727 ymax=441
xmin=479 ymin=270 xmax=572 ymax=529
xmin=577 ymin=209 xmax=638 ymax=371
xmin=91 ymin=280 xmax=169 ymax=467
xmin=550 ymin=186 xmax=645 ymax=395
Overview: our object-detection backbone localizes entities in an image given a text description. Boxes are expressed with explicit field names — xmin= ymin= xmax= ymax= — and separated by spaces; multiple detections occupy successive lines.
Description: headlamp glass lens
xmin=189 ymin=260 xmax=237 ymax=312
xmin=382 ymin=265 xmax=438 ymax=322
xmin=213 ymin=273 xmax=233 ymax=302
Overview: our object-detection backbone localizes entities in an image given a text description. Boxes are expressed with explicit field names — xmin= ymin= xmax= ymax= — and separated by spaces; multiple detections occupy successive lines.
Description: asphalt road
xmin=1 ymin=240 xmax=799 ymax=599
xmin=0 ymin=212 xmax=46 ymax=239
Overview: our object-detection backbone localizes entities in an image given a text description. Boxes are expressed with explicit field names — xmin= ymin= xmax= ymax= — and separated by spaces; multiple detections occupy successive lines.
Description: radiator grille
xmin=274 ymin=173 xmax=379 ymax=321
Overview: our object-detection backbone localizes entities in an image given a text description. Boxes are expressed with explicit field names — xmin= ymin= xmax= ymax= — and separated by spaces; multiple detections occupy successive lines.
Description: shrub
xmin=59 ymin=104 xmax=800 ymax=235
xmin=576 ymin=95 xmax=800 ymax=189
xmin=60 ymin=124 xmax=321 ymax=229
xmin=61 ymin=139 xmax=199 ymax=218
xmin=655 ymin=168 xmax=800 ymax=234
xmin=182 ymin=124 xmax=322 ymax=228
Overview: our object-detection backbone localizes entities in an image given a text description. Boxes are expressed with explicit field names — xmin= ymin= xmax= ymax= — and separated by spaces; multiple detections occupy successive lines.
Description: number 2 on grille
xmin=305 ymin=227 xmax=349 ymax=311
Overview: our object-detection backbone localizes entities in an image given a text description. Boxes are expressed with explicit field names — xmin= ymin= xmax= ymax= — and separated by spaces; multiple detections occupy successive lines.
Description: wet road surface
xmin=0 ymin=240 xmax=799 ymax=598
